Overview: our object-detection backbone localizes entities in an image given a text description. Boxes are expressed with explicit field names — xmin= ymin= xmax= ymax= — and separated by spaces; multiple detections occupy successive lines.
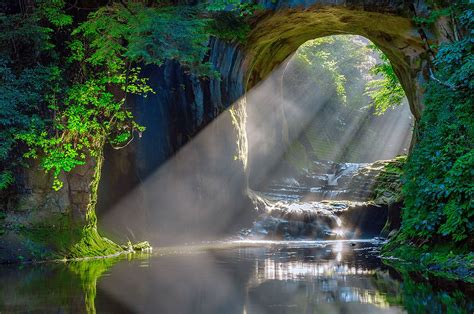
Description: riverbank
xmin=382 ymin=241 xmax=474 ymax=283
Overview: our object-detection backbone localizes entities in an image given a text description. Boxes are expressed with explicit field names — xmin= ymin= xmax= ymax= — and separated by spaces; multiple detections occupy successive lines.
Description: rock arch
xmin=1 ymin=1 xmax=443 ymax=260
xmin=243 ymin=3 xmax=429 ymax=120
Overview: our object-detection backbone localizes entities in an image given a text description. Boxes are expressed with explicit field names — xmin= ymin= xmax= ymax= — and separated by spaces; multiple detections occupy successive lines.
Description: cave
xmin=95 ymin=5 xmax=426 ymax=245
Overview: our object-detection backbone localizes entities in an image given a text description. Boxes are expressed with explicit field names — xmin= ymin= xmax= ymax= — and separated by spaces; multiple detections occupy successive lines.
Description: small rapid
xmin=243 ymin=161 xmax=388 ymax=241
xmin=261 ymin=161 xmax=370 ymax=202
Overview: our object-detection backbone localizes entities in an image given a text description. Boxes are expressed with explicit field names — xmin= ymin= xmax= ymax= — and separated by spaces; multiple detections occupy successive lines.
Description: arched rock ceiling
xmin=243 ymin=5 xmax=429 ymax=119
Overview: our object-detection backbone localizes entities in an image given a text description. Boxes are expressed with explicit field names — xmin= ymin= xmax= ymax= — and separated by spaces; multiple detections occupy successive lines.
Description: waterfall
xmin=242 ymin=161 xmax=388 ymax=240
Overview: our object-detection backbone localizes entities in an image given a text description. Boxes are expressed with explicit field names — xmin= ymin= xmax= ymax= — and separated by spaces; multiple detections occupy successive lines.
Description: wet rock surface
xmin=246 ymin=160 xmax=402 ymax=241
xmin=260 ymin=160 xmax=392 ymax=202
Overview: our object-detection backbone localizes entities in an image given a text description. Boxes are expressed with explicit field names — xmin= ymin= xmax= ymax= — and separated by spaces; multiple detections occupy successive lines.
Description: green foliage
xmin=206 ymin=0 xmax=262 ymax=17
xmin=0 ymin=10 xmax=58 ymax=189
xmin=17 ymin=73 xmax=149 ymax=190
xmin=0 ymin=1 xmax=230 ymax=191
xmin=365 ymin=46 xmax=405 ymax=115
xmin=75 ymin=3 xmax=215 ymax=76
xmin=413 ymin=8 xmax=451 ymax=26
xmin=1 ymin=0 xmax=256 ymax=191
xmin=390 ymin=4 xmax=473 ymax=250
xmin=208 ymin=12 xmax=252 ymax=43
xmin=283 ymin=36 xmax=407 ymax=165
xmin=295 ymin=37 xmax=356 ymax=105
xmin=383 ymin=241 xmax=474 ymax=283
xmin=38 ymin=0 xmax=73 ymax=27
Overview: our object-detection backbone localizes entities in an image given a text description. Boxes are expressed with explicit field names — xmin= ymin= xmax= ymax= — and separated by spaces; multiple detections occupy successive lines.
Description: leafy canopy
xmin=395 ymin=2 xmax=473 ymax=244
xmin=1 ymin=0 xmax=253 ymax=191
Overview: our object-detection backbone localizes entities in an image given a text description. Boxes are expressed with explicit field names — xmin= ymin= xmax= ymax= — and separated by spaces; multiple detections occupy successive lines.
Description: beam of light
xmin=99 ymin=52 xmax=341 ymax=246
xmin=93 ymin=34 xmax=414 ymax=314
xmin=100 ymin=35 xmax=412 ymax=247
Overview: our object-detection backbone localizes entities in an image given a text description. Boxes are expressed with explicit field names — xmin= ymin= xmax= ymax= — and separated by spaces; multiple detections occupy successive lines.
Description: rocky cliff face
xmin=0 ymin=156 xmax=99 ymax=261
xmin=96 ymin=38 xmax=252 ymax=244
xmin=1 ymin=1 xmax=445 ymax=259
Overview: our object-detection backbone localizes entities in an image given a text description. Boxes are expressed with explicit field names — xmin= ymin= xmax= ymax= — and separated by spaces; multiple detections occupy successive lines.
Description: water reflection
xmin=243 ymin=242 xmax=399 ymax=313
xmin=0 ymin=242 xmax=472 ymax=313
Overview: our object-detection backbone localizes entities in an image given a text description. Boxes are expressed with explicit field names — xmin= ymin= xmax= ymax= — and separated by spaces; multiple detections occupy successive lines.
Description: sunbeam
xmin=1 ymin=2 xmax=471 ymax=313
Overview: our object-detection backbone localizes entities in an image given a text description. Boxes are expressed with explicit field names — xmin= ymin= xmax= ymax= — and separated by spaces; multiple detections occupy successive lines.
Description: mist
xmin=99 ymin=35 xmax=412 ymax=246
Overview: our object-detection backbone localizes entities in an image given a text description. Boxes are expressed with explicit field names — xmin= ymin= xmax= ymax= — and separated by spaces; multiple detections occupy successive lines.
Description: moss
xmin=382 ymin=241 xmax=474 ymax=283
xmin=373 ymin=155 xmax=406 ymax=205
xmin=20 ymin=217 xmax=83 ymax=259
xmin=14 ymin=144 xmax=148 ymax=261
xmin=229 ymin=99 xmax=249 ymax=169
xmin=68 ymin=258 xmax=118 ymax=314
xmin=66 ymin=145 xmax=124 ymax=259
xmin=244 ymin=7 xmax=421 ymax=91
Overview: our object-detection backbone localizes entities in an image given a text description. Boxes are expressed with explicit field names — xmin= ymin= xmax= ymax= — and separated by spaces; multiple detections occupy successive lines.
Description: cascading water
xmin=263 ymin=161 xmax=370 ymax=202
xmin=242 ymin=161 xmax=388 ymax=241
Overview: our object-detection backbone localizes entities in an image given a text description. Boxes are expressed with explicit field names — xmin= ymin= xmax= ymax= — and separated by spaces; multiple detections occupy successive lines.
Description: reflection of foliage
xmin=374 ymin=263 xmax=473 ymax=312
xmin=371 ymin=271 xmax=403 ymax=305
xmin=0 ymin=263 xmax=83 ymax=311
xmin=383 ymin=242 xmax=474 ymax=283
xmin=383 ymin=266 xmax=474 ymax=313
xmin=68 ymin=258 xmax=118 ymax=314
xmin=364 ymin=46 xmax=405 ymax=115
xmin=399 ymin=279 xmax=473 ymax=314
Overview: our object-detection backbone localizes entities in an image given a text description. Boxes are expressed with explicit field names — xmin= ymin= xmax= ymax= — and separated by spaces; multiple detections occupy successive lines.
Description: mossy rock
xmin=373 ymin=156 xmax=406 ymax=205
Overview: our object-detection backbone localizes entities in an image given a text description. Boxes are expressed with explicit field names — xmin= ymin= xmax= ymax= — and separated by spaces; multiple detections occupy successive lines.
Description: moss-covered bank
xmin=0 ymin=146 xmax=150 ymax=263
xmin=378 ymin=159 xmax=474 ymax=283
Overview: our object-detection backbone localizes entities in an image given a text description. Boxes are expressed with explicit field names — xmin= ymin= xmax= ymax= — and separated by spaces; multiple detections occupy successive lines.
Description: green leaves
xmin=397 ymin=4 xmax=473 ymax=244
xmin=74 ymin=4 xmax=215 ymax=76
xmin=1 ymin=1 xmax=225 ymax=190
xmin=0 ymin=56 xmax=54 ymax=189
xmin=38 ymin=0 xmax=73 ymax=27
xmin=207 ymin=12 xmax=251 ymax=44
xmin=365 ymin=47 xmax=405 ymax=115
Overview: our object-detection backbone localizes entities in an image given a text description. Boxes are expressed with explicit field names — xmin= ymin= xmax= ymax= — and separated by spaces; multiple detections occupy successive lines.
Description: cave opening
xmin=243 ymin=35 xmax=413 ymax=240
xmin=96 ymin=34 xmax=413 ymax=245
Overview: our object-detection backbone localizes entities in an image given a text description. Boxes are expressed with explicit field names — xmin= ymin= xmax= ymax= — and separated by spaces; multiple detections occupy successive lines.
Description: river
xmin=1 ymin=162 xmax=472 ymax=313
xmin=0 ymin=240 xmax=473 ymax=313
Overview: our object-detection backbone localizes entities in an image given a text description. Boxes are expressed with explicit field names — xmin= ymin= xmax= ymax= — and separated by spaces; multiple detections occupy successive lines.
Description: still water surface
xmin=0 ymin=241 xmax=472 ymax=313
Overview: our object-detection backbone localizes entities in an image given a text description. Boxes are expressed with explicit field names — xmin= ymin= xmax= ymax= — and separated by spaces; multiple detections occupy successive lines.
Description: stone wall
xmin=0 ymin=156 xmax=99 ymax=261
